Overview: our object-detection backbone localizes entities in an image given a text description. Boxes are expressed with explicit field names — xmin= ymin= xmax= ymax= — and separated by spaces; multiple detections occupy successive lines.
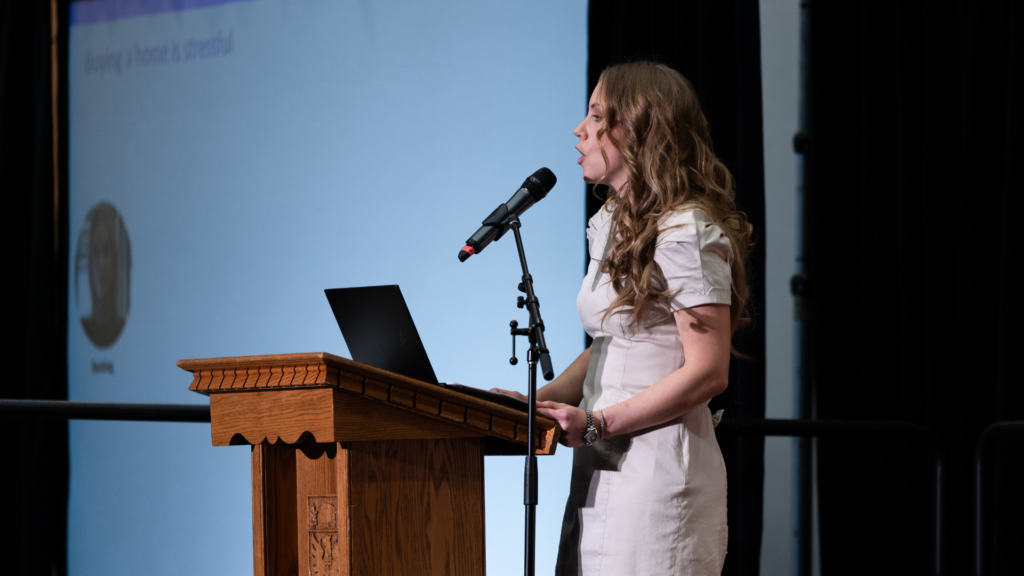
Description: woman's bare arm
xmin=537 ymin=304 xmax=730 ymax=446
xmin=491 ymin=346 xmax=590 ymax=406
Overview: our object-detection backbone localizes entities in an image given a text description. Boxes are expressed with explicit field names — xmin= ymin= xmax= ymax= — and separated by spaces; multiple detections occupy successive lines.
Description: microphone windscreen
xmin=522 ymin=167 xmax=557 ymax=201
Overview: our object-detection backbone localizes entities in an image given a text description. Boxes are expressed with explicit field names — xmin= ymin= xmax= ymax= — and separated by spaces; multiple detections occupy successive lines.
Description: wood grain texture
xmin=214 ymin=355 xmax=511 ymax=576
xmin=180 ymin=352 xmax=560 ymax=454
xmin=296 ymin=443 xmax=345 ymax=576
xmin=466 ymin=409 xmax=491 ymax=431
xmin=389 ymin=386 xmax=415 ymax=408
xmin=348 ymin=438 xmax=485 ymax=576
xmin=491 ymin=417 xmax=517 ymax=441
xmin=439 ymin=401 xmax=467 ymax=424
xmin=211 ymin=388 xmax=489 ymax=446
xmin=212 ymin=388 xmax=336 ymax=446
xmin=414 ymin=394 xmax=441 ymax=416
xmin=191 ymin=362 xmax=335 ymax=393
xmin=331 ymin=391 xmax=484 ymax=443
xmin=334 ymin=444 xmax=351 ymax=576
xmin=364 ymin=379 xmax=389 ymax=401
xmin=252 ymin=442 xmax=298 ymax=576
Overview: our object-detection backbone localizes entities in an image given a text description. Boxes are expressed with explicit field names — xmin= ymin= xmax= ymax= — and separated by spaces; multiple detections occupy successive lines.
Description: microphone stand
xmin=505 ymin=214 xmax=554 ymax=576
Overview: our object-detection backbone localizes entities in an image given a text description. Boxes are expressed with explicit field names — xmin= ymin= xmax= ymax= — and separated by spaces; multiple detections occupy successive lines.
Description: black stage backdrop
xmin=18 ymin=2 xmax=1024 ymax=575
xmin=0 ymin=1 xmax=70 ymax=576
xmin=808 ymin=1 xmax=1023 ymax=575
xmin=586 ymin=2 xmax=767 ymax=575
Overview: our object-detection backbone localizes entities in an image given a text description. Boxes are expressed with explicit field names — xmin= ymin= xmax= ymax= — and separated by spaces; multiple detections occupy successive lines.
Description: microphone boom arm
xmin=507 ymin=215 xmax=553 ymax=380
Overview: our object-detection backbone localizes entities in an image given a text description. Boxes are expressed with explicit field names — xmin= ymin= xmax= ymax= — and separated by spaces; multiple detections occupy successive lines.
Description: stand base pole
xmin=524 ymin=352 xmax=538 ymax=576
xmin=525 ymin=499 xmax=536 ymax=576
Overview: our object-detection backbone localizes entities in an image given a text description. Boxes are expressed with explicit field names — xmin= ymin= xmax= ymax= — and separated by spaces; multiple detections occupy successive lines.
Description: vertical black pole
xmin=524 ymin=348 xmax=538 ymax=576
xmin=508 ymin=217 xmax=549 ymax=576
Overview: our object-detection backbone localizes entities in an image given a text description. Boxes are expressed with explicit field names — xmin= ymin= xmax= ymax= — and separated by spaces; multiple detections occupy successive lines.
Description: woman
xmin=494 ymin=61 xmax=751 ymax=575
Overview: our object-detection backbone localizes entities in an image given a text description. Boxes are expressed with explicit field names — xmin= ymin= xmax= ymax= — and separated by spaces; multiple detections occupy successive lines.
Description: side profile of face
xmin=574 ymin=82 xmax=628 ymax=193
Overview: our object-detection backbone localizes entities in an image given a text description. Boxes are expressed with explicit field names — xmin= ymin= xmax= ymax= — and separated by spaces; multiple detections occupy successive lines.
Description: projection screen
xmin=67 ymin=1 xmax=586 ymax=574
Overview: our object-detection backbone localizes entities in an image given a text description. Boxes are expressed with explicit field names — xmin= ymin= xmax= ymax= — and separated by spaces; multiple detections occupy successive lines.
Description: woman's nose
xmin=573 ymin=120 xmax=585 ymax=138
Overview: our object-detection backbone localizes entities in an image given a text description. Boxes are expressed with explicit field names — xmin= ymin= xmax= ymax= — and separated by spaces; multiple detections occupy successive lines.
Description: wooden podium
xmin=178 ymin=352 xmax=559 ymax=576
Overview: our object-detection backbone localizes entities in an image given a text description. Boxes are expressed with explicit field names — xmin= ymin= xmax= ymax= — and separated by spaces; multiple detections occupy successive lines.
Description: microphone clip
xmin=482 ymin=203 xmax=511 ymax=228
xmin=508 ymin=320 xmax=530 ymax=365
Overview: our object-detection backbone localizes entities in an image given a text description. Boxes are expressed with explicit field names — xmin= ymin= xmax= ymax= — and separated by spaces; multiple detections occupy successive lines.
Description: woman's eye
xmin=592 ymin=115 xmax=602 ymax=121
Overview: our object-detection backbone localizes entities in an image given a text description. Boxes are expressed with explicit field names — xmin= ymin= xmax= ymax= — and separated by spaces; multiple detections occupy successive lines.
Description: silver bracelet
xmin=598 ymin=408 xmax=606 ymax=439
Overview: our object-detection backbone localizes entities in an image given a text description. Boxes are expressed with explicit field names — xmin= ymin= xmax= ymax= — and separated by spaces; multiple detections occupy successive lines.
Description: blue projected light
xmin=67 ymin=1 xmax=586 ymax=575
xmin=70 ymin=0 xmax=254 ymax=26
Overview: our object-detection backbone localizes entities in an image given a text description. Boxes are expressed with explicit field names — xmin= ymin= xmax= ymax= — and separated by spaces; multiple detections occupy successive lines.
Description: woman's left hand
xmin=536 ymin=401 xmax=590 ymax=447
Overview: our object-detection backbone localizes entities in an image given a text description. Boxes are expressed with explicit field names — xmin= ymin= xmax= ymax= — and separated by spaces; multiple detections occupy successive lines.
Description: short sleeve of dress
xmin=586 ymin=205 xmax=614 ymax=261
xmin=654 ymin=209 xmax=733 ymax=311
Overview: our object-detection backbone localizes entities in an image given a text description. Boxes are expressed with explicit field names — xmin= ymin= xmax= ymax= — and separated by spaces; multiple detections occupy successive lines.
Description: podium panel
xmin=179 ymin=352 xmax=558 ymax=575
xmin=252 ymin=439 xmax=484 ymax=576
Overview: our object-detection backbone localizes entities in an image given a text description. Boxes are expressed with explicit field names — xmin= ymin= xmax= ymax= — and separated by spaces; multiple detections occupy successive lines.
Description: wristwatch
xmin=583 ymin=410 xmax=598 ymax=445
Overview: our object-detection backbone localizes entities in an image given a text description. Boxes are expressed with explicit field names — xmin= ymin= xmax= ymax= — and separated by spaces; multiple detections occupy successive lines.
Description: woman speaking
xmin=495 ymin=61 xmax=751 ymax=576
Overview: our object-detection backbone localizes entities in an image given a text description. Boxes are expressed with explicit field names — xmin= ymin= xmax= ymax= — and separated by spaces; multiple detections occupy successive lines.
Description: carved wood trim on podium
xmin=179 ymin=352 xmax=558 ymax=454
xmin=180 ymin=352 xmax=558 ymax=576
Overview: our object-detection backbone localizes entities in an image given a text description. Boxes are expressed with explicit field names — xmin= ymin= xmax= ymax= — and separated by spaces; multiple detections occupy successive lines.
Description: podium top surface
xmin=178 ymin=352 xmax=559 ymax=454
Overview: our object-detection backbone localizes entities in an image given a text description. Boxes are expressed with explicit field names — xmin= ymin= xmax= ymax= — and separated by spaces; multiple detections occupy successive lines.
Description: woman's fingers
xmin=485 ymin=397 xmax=589 ymax=447
xmin=489 ymin=388 xmax=528 ymax=402
xmin=535 ymin=405 xmax=569 ymax=422
xmin=537 ymin=405 xmax=581 ymax=429
xmin=536 ymin=407 xmax=575 ymax=447
xmin=536 ymin=405 xmax=587 ymax=447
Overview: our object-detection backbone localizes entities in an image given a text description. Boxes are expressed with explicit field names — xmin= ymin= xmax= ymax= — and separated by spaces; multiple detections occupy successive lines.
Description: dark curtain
xmin=0 ymin=1 xmax=69 ymax=575
xmin=808 ymin=1 xmax=1023 ymax=575
xmin=587 ymin=2 xmax=766 ymax=575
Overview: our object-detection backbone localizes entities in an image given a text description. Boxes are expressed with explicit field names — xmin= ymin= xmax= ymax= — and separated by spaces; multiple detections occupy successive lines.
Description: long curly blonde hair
xmin=593 ymin=62 xmax=752 ymax=338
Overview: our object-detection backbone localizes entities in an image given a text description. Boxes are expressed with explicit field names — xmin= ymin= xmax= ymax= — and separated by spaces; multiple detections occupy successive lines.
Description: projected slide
xmin=67 ymin=1 xmax=585 ymax=575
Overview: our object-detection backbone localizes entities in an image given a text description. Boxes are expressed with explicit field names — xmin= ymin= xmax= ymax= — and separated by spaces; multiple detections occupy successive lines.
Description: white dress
xmin=554 ymin=206 xmax=731 ymax=576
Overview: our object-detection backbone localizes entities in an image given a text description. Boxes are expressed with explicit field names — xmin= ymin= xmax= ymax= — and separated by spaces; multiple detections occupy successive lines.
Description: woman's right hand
xmin=489 ymin=388 xmax=528 ymax=402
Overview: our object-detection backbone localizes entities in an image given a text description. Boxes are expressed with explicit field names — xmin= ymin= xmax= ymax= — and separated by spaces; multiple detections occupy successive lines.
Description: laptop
xmin=324 ymin=285 xmax=527 ymax=411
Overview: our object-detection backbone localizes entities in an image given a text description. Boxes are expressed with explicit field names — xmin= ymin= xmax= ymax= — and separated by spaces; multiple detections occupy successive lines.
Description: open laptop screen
xmin=324 ymin=285 xmax=439 ymax=385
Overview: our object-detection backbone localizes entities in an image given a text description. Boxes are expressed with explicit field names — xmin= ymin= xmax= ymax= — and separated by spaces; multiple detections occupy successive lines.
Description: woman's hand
xmin=536 ymin=401 xmax=589 ymax=447
xmin=489 ymin=388 xmax=528 ymax=402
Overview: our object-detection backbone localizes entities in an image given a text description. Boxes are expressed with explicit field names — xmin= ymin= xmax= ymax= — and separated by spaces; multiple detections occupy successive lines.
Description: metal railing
xmin=0 ymin=399 xmax=209 ymax=422
xmin=0 ymin=400 xmax=954 ymax=575
xmin=974 ymin=421 xmax=1024 ymax=576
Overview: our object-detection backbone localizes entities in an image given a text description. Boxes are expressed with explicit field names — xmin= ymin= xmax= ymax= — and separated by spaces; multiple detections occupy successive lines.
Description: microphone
xmin=458 ymin=168 xmax=557 ymax=262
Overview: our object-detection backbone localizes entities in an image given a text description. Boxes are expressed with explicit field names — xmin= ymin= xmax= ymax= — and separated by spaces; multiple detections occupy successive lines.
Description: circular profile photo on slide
xmin=75 ymin=202 xmax=131 ymax=349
